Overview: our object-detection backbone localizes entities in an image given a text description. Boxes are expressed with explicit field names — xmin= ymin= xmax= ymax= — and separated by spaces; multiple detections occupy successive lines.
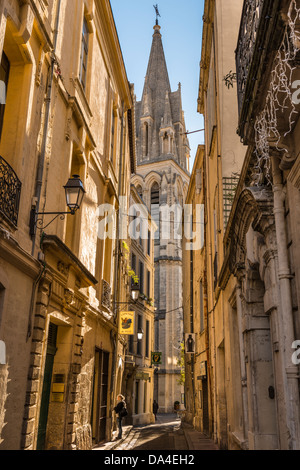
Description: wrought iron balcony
xmin=0 ymin=155 xmax=22 ymax=227
xmin=101 ymin=279 xmax=112 ymax=310
xmin=236 ymin=0 xmax=282 ymax=141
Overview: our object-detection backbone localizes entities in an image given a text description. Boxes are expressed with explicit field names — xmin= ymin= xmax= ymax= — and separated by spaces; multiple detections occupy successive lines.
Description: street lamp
xmin=131 ymin=283 xmax=140 ymax=302
xmin=137 ymin=328 xmax=144 ymax=341
xmin=30 ymin=175 xmax=86 ymax=236
xmin=64 ymin=175 xmax=86 ymax=214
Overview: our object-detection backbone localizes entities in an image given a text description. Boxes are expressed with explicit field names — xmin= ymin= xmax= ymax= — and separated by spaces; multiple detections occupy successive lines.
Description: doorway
xmin=36 ymin=323 xmax=58 ymax=450
xmin=91 ymin=349 xmax=109 ymax=443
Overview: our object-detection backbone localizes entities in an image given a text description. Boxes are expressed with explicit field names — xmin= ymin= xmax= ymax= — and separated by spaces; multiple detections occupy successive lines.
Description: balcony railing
xmin=236 ymin=0 xmax=265 ymax=112
xmin=101 ymin=279 xmax=112 ymax=310
xmin=0 ymin=155 xmax=22 ymax=227
xmin=236 ymin=0 xmax=279 ymax=139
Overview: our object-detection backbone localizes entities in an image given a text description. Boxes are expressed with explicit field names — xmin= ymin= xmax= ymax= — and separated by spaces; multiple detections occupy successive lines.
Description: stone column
xmin=138 ymin=379 xmax=144 ymax=416
xmin=271 ymin=156 xmax=300 ymax=449
xmin=21 ymin=273 xmax=52 ymax=450
xmin=236 ymin=279 xmax=249 ymax=443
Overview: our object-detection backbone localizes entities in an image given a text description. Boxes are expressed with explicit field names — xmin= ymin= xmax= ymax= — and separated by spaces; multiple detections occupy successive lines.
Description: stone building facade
xmin=121 ymin=185 xmax=156 ymax=427
xmin=184 ymin=0 xmax=300 ymax=451
xmin=131 ymin=21 xmax=190 ymax=413
xmin=182 ymin=145 xmax=211 ymax=433
xmin=0 ymin=0 xmax=136 ymax=450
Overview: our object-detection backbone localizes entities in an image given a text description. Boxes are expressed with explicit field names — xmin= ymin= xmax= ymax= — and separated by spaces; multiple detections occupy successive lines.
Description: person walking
xmin=113 ymin=394 xmax=127 ymax=440
xmin=153 ymin=400 xmax=159 ymax=421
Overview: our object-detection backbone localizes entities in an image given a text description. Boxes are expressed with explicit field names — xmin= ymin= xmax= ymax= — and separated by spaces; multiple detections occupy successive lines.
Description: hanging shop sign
xmin=119 ymin=311 xmax=135 ymax=335
xmin=151 ymin=351 xmax=162 ymax=365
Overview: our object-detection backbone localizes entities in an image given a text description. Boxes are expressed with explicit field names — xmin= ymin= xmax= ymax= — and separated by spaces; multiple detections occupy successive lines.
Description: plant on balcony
xmin=122 ymin=241 xmax=139 ymax=285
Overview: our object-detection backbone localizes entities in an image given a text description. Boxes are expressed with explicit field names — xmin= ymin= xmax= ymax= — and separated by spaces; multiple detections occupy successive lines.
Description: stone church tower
xmin=131 ymin=21 xmax=190 ymax=413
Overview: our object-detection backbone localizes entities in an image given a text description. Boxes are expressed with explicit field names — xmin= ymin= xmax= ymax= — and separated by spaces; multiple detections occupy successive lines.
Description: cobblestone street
xmin=94 ymin=414 xmax=219 ymax=451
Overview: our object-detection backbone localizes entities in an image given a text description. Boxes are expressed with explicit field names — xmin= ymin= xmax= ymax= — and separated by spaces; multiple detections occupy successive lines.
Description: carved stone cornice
xmin=226 ymin=186 xmax=274 ymax=275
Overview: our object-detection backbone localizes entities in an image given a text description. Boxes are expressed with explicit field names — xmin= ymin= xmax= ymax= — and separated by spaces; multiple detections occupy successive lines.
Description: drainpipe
xmin=31 ymin=0 xmax=61 ymax=257
xmin=271 ymin=156 xmax=300 ymax=450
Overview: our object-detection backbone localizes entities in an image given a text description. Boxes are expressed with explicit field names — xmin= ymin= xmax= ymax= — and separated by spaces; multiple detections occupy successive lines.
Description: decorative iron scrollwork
xmin=101 ymin=279 xmax=112 ymax=310
xmin=236 ymin=0 xmax=265 ymax=112
xmin=0 ymin=155 xmax=22 ymax=227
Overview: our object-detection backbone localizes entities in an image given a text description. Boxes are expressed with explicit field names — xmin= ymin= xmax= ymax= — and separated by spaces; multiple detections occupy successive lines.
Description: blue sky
xmin=110 ymin=0 xmax=205 ymax=168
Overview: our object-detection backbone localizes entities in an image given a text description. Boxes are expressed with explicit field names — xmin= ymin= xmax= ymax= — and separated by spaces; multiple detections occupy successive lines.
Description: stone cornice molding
xmin=226 ymin=186 xmax=274 ymax=277
xmin=198 ymin=0 xmax=215 ymax=114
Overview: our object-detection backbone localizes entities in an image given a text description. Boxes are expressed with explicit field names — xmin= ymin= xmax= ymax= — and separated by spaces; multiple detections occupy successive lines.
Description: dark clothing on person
xmin=114 ymin=400 xmax=126 ymax=439
xmin=114 ymin=401 xmax=125 ymax=415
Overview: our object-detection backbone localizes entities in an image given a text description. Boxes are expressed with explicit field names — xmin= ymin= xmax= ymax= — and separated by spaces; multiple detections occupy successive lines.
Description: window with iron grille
xmin=223 ymin=176 xmax=239 ymax=229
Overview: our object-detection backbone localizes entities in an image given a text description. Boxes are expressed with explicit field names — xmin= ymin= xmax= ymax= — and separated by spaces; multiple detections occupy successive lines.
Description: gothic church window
xmin=144 ymin=122 xmax=149 ymax=156
xmin=151 ymin=182 xmax=160 ymax=240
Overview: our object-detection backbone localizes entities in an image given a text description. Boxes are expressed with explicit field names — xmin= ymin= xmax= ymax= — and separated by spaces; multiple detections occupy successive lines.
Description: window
xmin=151 ymin=183 xmax=160 ymax=240
xmin=145 ymin=122 xmax=149 ymax=156
xmin=137 ymin=315 xmax=143 ymax=355
xmin=0 ymin=52 xmax=10 ymax=140
xmin=145 ymin=320 xmax=150 ymax=358
xmin=147 ymin=230 xmax=151 ymax=256
xmin=131 ymin=253 xmax=137 ymax=287
xmin=147 ymin=270 xmax=150 ymax=298
xmin=139 ymin=261 xmax=144 ymax=294
xmin=128 ymin=334 xmax=134 ymax=354
xmin=110 ymin=108 xmax=115 ymax=161
xmin=79 ymin=18 xmax=89 ymax=90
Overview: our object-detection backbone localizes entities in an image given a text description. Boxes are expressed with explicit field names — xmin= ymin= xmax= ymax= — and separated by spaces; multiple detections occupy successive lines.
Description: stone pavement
xmin=93 ymin=414 xmax=219 ymax=451
xmin=181 ymin=421 xmax=219 ymax=450
xmin=93 ymin=424 xmax=134 ymax=451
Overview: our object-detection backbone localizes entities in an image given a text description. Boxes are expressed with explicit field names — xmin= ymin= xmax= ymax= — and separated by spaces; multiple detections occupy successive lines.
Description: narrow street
xmin=94 ymin=414 xmax=219 ymax=451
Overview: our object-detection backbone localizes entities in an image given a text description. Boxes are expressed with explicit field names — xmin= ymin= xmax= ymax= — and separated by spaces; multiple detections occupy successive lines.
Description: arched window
xmin=151 ymin=182 xmax=160 ymax=240
xmin=145 ymin=122 xmax=149 ymax=156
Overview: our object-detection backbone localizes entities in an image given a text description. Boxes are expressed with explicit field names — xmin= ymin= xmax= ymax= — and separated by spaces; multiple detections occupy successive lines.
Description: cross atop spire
xmin=153 ymin=4 xmax=161 ymax=25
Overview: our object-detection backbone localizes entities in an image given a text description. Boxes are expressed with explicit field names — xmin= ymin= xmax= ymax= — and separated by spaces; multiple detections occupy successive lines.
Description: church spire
xmin=135 ymin=16 xmax=190 ymax=171
xmin=143 ymin=22 xmax=171 ymax=99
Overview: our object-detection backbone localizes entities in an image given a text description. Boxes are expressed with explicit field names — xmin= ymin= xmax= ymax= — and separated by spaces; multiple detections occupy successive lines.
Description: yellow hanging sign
xmin=119 ymin=311 xmax=135 ymax=335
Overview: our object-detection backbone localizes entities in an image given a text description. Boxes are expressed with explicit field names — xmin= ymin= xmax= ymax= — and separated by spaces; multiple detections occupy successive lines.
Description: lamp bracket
xmin=30 ymin=208 xmax=75 ymax=237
